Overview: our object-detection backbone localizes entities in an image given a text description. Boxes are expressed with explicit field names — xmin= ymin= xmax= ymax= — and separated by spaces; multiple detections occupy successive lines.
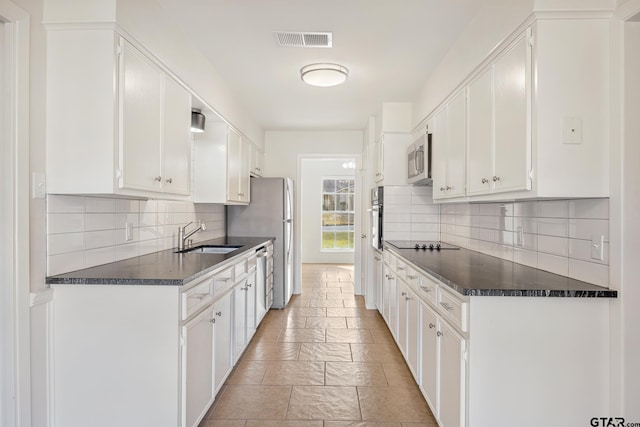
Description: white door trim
xmin=0 ymin=1 xmax=31 ymax=426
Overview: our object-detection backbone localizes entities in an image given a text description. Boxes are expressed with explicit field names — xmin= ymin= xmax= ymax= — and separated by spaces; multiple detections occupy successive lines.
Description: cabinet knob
xmin=429 ymin=323 xmax=435 ymax=329
xmin=209 ymin=318 xmax=216 ymax=324
xmin=387 ymin=275 xmax=395 ymax=280
xmin=446 ymin=186 xmax=452 ymax=191
xmin=240 ymin=286 xmax=247 ymax=291
xmin=493 ymin=176 xmax=501 ymax=182
xmin=421 ymin=286 xmax=431 ymax=293
xmin=436 ymin=331 xmax=443 ymax=337
xmin=401 ymin=292 xmax=407 ymax=297
xmin=375 ymin=256 xmax=381 ymax=261
xmin=216 ymin=311 xmax=222 ymax=317
xmin=481 ymin=178 xmax=489 ymax=184
xmin=154 ymin=176 xmax=162 ymax=182
xmin=165 ymin=178 xmax=173 ymax=184
xmin=440 ymin=187 xmax=446 ymax=192
xmin=247 ymin=283 xmax=252 ymax=288
xmin=405 ymin=296 xmax=412 ymax=301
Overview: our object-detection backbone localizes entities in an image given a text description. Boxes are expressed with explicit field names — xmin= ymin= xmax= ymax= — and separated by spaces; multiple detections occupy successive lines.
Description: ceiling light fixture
xmin=191 ymin=109 xmax=206 ymax=133
xmin=300 ymin=63 xmax=349 ymax=87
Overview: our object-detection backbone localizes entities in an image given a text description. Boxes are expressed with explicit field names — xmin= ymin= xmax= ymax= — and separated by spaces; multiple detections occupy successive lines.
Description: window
xmin=321 ymin=178 xmax=355 ymax=251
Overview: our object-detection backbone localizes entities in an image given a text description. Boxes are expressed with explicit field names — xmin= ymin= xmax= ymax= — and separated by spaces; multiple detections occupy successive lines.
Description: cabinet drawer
xmin=212 ymin=266 xmax=234 ymax=297
xmin=182 ymin=278 xmax=213 ymax=320
xmin=419 ymin=273 xmax=438 ymax=307
xmin=395 ymin=260 xmax=407 ymax=278
xmin=405 ymin=266 xmax=420 ymax=289
xmin=247 ymin=254 xmax=257 ymax=272
xmin=438 ymin=288 xmax=469 ymax=333
xmin=234 ymin=257 xmax=248 ymax=279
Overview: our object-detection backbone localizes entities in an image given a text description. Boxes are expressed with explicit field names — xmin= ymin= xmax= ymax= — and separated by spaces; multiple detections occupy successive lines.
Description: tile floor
xmin=200 ymin=264 xmax=438 ymax=427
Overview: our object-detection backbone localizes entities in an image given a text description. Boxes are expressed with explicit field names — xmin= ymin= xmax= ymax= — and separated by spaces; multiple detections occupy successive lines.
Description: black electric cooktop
xmin=386 ymin=241 xmax=460 ymax=251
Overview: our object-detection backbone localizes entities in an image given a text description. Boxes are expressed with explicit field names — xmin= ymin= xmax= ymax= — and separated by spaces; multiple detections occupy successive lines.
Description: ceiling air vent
xmin=274 ymin=31 xmax=333 ymax=48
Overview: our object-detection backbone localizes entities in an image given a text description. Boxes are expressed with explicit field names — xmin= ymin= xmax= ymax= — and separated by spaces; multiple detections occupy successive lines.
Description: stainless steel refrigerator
xmin=227 ymin=177 xmax=294 ymax=309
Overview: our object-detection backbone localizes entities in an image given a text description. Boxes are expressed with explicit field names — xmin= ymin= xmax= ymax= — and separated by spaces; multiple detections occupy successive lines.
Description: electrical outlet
xmin=591 ymin=235 xmax=604 ymax=261
xmin=125 ymin=222 xmax=133 ymax=241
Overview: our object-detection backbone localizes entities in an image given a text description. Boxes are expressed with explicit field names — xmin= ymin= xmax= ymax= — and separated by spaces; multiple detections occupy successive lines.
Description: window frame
xmin=320 ymin=176 xmax=355 ymax=252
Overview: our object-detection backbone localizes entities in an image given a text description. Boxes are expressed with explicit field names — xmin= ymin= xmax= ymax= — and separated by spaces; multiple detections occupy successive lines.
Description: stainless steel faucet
xmin=178 ymin=221 xmax=207 ymax=251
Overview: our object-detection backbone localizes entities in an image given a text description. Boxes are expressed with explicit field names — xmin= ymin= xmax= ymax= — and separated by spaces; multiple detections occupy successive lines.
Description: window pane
xmin=322 ymin=232 xmax=335 ymax=249
xmin=336 ymin=179 xmax=351 ymax=193
xmin=323 ymin=179 xmax=336 ymax=193
xmin=347 ymin=213 xmax=354 ymax=229
xmin=347 ymin=194 xmax=354 ymax=211
xmin=337 ymin=194 xmax=349 ymax=211
xmin=334 ymin=232 xmax=350 ymax=248
xmin=322 ymin=194 xmax=335 ymax=211
xmin=322 ymin=212 xmax=336 ymax=227
xmin=334 ymin=213 xmax=349 ymax=228
xmin=348 ymin=231 xmax=354 ymax=248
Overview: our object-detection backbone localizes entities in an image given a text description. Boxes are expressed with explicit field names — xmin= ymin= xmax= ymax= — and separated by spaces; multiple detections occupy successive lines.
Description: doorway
xmin=298 ymin=156 xmax=362 ymax=296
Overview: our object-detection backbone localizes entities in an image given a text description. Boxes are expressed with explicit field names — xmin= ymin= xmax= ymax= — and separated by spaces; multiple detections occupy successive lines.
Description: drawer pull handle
xmin=440 ymin=302 xmax=454 ymax=311
xmin=387 ymin=275 xmax=395 ymax=280
xmin=429 ymin=323 xmax=435 ymax=329
xmin=420 ymin=286 xmax=431 ymax=293
xmin=408 ymin=275 xmax=418 ymax=280
xmin=194 ymin=293 xmax=209 ymax=300
xmin=397 ymin=267 xmax=405 ymax=271
xmin=436 ymin=331 xmax=443 ymax=337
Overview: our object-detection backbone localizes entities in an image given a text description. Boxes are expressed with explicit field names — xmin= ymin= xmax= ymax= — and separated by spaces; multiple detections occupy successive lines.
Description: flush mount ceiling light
xmin=191 ymin=109 xmax=206 ymax=133
xmin=300 ymin=63 xmax=349 ymax=87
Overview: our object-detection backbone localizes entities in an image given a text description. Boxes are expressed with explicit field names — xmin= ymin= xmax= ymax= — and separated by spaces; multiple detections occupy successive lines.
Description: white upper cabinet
xmin=466 ymin=30 xmax=531 ymax=197
xmin=193 ymin=122 xmax=251 ymax=205
xmin=250 ymin=145 xmax=264 ymax=177
xmin=428 ymin=18 xmax=610 ymax=202
xmin=433 ymin=90 xmax=466 ymax=200
xmin=46 ymin=29 xmax=192 ymax=199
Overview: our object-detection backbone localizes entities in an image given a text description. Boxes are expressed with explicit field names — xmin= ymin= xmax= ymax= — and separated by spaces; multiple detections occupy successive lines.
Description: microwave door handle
xmin=414 ymin=147 xmax=419 ymax=174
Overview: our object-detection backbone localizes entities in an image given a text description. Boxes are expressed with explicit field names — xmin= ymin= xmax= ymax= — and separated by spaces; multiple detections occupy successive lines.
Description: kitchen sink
xmin=177 ymin=245 xmax=242 ymax=254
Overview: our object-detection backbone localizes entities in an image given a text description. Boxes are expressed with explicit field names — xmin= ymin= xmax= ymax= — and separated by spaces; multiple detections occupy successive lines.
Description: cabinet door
xmin=213 ymin=292 xmax=233 ymax=392
xmin=446 ymin=90 xmax=466 ymax=198
xmin=466 ymin=67 xmax=493 ymax=196
xmin=245 ymin=271 xmax=257 ymax=341
xmin=439 ymin=321 xmax=466 ymax=427
xmin=119 ymin=40 xmax=162 ymax=192
xmin=251 ymin=146 xmax=264 ymax=177
xmin=375 ymin=135 xmax=384 ymax=182
xmin=181 ymin=308 xmax=214 ymax=427
xmin=388 ymin=272 xmax=398 ymax=339
xmin=432 ymin=107 xmax=448 ymax=199
xmin=406 ymin=288 xmax=419 ymax=379
xmin=226 ymin=129 xmax=242 ymax=202
xmin=493 ymin=31 xmax=531 ymax=194
xmin=238 ymin=138 xmax=251 ymax=203
xmin=162 ymin=76 xmax=192 ymax=195
xmin=375 ymin=254 xmax=383 ymax=312
xmin=420 ymin=302 xmax=439 ymax=416
xmin=382 ymin=265 xmax=391 ymax=323
xmin=397 ymin=281 xmax=409 ymax=357
xmin=232 ymin=284 xmax=247 ymax=363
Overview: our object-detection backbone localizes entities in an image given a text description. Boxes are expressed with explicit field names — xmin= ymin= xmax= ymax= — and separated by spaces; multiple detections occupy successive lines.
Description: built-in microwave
xmin=407 ymin=128 xmax=432 ymax=185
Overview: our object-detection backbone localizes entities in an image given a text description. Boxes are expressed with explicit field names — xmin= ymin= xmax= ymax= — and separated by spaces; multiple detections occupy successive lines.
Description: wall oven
xmin=370 ymin=186 xmax=383 ymax=250
xmin=408 ymin=127 xmax=432 ymax=185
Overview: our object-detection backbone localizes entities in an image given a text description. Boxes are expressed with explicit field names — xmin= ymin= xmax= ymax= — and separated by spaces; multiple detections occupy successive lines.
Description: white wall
xmin=300 ymin=159 xmax=356 ymax=264
xmin=265 ymin=130 xmax=363 ymax=294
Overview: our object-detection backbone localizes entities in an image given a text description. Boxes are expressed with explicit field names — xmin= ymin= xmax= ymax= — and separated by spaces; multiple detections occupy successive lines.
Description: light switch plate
xmin=125 ymin=222 xmax=133 ymax=241
xmin=516 ymin=227 xmax=524 ymax=247
xmin=32 ymin=172 xmax=46 ymax=199
xmin=562 ymin=116 xmax=583 ymax=144
xmin=591 ymin=234 xmax=604 ymax=261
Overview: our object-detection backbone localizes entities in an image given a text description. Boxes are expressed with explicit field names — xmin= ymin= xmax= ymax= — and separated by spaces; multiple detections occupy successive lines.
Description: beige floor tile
xmin=242 ymin=342 xmax=300 ymax=361
xmin=305 ymin=316 xmax=348 ymax=329
xmin=350 ymin=344 xmax=405 ymax=363
xmin=287 ymin=299 xmax=311 ymax=308
xmin=286 ymin=307 xmax=327 ymax=317
xmin=309 ymin=299 xmax=345 ymax=308
xmin=370 ymin=329 xmax=396 ymax=345
xmin=298 ymin=343 xmax=352 ymax=361
xmin=251 ymin=328 xmax=282 ymax=343
xmin=381 ymin=362 xmax=417 ymax=387
xmin=225 ymin=361 xmax=271 ymax=385
xmin=326 ymin=362 xmax=388 ymax=386
xmin=278 ymin=328 xmax=326 ymax=343
xmin=341 ymin=286 xmax=356 ymax=293
xmin=327 ymin=307 xmax=364 ymax=317
xmin=400 ymin=423 xmax=439 ymax=427
xmin=209 ymin=385 xmax=291 ymax=420
xmin=347 ymin=317 xmax=387 ymax=330
xmin=326 ymin=329 xmax=374 ymax=343
xmin=326 ymin=281 xmax=344 ymax=287
xmin=358 ymin=387 xmax=434 ymax=423
xmin=343 ymin=299 xmax=365 ymax=308
xmin=287 ymin=386 xmax=361 ymax=420
xmin=245 ymin=421 xmax=323 ymax=427
xmin=325 ymin=422 xmax=401 ymax=427
xmin=199 ymin=420 xmax=247 ymax=427
xmin=261 ymin=361 xmax=325 ymax=385
xmin=282 ymin=316 xmax=307 ymax=328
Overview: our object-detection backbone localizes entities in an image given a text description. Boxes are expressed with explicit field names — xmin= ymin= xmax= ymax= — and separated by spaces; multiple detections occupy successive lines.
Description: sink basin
xmin=178 ymin=245 xmax=242 ymax=254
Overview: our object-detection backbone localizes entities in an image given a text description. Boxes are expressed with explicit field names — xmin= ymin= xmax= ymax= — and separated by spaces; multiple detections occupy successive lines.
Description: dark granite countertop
xmin=46 ymin=237 xmax=273 ymax=286
xmin=385 ymin=242 xmax=617 ymax=298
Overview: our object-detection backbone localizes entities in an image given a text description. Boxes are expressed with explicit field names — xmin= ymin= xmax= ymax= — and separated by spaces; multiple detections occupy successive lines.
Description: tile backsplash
xmin=47 ymin=195 xmax=225 ymax=276
xmin=440 ymin=199 xmax=610 ymax=287
xmin=383 ymin=185 xmax=440 ymax=242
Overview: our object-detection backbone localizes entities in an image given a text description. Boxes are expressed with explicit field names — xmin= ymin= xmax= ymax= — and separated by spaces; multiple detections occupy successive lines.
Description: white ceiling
xmin=157 ymin=0 xmax=481 ymax=131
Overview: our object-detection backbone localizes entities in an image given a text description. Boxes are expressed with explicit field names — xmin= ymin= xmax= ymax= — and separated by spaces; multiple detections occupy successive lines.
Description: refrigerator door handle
xmin=283 ymin=219 xmax=292 ymax=223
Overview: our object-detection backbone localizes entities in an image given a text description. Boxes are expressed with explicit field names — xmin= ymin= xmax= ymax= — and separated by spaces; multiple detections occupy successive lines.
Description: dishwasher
xmin=255 ymin=247 xmax=268 ymax=322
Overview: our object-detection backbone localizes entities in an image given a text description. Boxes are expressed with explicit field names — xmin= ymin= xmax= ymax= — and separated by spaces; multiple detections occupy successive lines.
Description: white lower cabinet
xmin=384 ymin=247 xmax=610 ymax=427
xmin=52 ymin=246 xmax=268 ymax=427
xmin=182 ymin=308 xmax=215 ymax=427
